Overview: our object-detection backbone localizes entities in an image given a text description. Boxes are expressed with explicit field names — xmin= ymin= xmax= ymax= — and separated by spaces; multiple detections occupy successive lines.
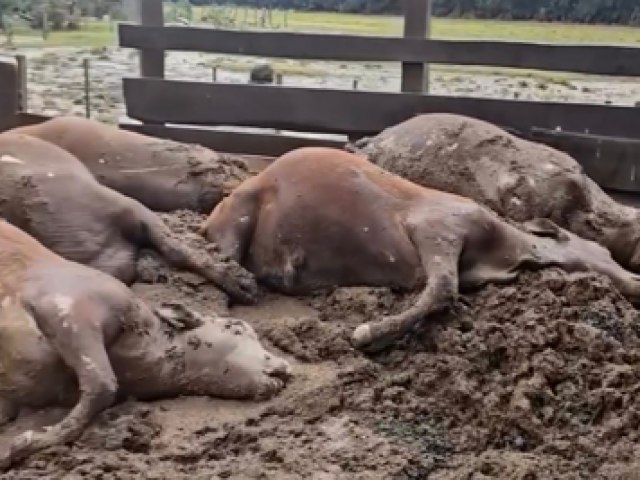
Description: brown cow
xmin=350 ymin=113 xmax=640 ymax=272
xmin=13 ymin=116 xmax=250 ymax=213
xmin=200 ymin=148 xmax=640 ymax=352
xmin=0 ymin=132 xmax=257 ymax=304
xmin=0 ymin=220 xmax=291 ymax=470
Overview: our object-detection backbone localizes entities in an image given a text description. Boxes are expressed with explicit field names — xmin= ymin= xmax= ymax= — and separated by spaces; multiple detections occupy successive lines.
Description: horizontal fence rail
xmin=531 ymin=128 xmax=640 ymax=193
xmin=123 ymin=123 xmax=345 ymax=157
xmin=5 ymin=110 xmax=638 ymax=195
xmin=115 ymin=0 xmax=640 ymax=194
xmin=119 ymin=24 xmax=640 ymax=77
xmin=124 ymin=78 xmax=640 ymax=139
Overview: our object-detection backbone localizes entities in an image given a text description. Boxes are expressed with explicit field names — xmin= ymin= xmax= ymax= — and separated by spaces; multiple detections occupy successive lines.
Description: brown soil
xmin=3 ymin=210 xmax=640 ymax=479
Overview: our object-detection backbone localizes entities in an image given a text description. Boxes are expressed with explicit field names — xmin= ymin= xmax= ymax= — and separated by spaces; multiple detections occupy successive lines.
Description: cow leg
xmin=198 ymin=191 xmax=259 ymax=263
xmin=91 ymin=242 xmax=138 ymax=285
xmin=122 ymin=202 xmax=258 ymax=304
xmin=352 ymin=227 xmax=463 ymax=353
xmin=0 ymin=302 xmax=117 ymax=470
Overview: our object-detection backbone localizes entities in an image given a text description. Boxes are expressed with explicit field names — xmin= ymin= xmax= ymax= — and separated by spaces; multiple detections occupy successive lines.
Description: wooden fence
xmin=117 ymin=0 xmax=640 ymax=192
xmin=0 ymin=57 xmax=18 ymax=131
xmin=1 ymin=1 xmax=639 ymax=193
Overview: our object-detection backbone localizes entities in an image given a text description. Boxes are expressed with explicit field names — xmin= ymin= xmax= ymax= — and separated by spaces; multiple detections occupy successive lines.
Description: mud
xmin=13 ymin=46 xmax=640 ymax=125
xmin=3 ymin=210 xmax=640 ymax=478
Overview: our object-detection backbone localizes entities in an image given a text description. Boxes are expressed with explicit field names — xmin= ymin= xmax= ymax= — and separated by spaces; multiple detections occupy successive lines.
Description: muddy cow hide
xmin=0 ymin=132 xmax=257 ymax=304
xmin=200 ymin=148 xmax=640 ymax=352
xmin=0 ymin=220 xmax=291 ymax=470
xmin=349 ymin=113 xmax=640 ymax=273
xmin=12 ymin=116 xmax=250 ymax=213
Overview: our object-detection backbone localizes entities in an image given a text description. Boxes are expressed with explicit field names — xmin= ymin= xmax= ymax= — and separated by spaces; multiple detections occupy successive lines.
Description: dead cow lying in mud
xmin=13 ymin=116 xmax=249 ymax=213
xmin=0 ymin=220 xmax=291 ymax=470
xmin=351 ymin=113 xmax=640 ymax=272
xmin=0 ymin=132 xmax=257 ymax=304
xmin=201 ymin=148 xmax=640 ymax=352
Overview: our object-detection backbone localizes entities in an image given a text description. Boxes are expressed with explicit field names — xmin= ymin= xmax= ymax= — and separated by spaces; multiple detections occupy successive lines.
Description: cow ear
xmin=155 ymin=302 xmax=205 ymax=331
xmin=521 ymin=218 xmax=570 ymax=242
xmin=344 ymin=136 xmax=371 ymax=153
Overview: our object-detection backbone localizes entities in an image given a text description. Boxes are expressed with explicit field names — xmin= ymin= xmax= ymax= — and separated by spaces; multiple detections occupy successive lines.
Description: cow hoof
xmin=224 ymin=269 xmax=260 ymax=305
xmin=352 ymin=324 xmax=399 ymax=353
xmin=351 ymin=324 xmax=373 ymax=349
xmin=0 ymin=429 xmax=34 ymax=471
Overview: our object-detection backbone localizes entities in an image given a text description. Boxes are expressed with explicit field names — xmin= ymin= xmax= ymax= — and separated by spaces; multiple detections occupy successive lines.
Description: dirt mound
xmin=3 ymin=211 xmax=640 ymax=479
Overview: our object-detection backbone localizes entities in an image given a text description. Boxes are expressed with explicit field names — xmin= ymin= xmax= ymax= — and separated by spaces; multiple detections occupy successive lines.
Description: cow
xmin=349 ymin=113 xmax=640 ymax=273
xmin=200 ymin=148 xmax=640 ymax=352
xmin=12 ymin=116 xmax=250 ymax=213
xmin=0 ymin=132 xmax=257 ymax=304
xmin=0 ymin=220 xmax=291 ymax=470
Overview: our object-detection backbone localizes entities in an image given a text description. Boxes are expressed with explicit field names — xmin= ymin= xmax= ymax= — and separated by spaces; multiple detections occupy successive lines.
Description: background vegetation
xmin=205 ymin=0 xmax=640 ymax=25
xmin=2 ymin=0 xmax=639 ymax=48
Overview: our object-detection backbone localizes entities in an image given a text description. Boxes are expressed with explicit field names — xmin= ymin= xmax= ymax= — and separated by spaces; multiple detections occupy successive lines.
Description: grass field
xmin=4 ymin=6 xmax=640 ymax=49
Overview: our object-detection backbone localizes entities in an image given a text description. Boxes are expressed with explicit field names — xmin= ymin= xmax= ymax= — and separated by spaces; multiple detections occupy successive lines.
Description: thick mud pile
xmin=3 ymin=211 xmax=640 ymax=479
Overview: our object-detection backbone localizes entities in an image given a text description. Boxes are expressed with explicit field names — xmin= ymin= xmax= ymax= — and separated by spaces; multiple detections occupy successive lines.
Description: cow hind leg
xmin=0 ymin=301 xmax=117 ymax=470
xmin=198 ymin=191 xmax=259 ymax=264
xmin=121 ymin=201 xmax=258 ymax=304
xmin=352 ymin=225 xmax=463 ymax=353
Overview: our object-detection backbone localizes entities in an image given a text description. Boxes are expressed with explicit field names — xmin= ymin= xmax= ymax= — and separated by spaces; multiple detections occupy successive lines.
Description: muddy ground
xmin=9 ymin=46 xmax=640 ymax=125
xmin=2 ymin=209 xmax=640 ymax=479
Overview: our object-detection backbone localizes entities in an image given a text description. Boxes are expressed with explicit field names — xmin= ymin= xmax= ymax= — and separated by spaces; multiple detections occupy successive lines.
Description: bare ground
xmin=2 ymin=210 xmax=640 ymax=479
xmin=11 ymin=46 xmax=640 ymax=125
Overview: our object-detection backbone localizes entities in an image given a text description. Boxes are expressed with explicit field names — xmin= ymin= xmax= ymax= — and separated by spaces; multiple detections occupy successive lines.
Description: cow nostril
xmin=265 ymin=358 xmax=292 ymax=380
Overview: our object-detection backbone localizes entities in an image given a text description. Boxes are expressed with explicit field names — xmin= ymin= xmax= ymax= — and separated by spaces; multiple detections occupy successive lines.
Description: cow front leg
xmin=352 ymin=228 xmax=463 ymax=353
xmin=0 ymin=301 xmax=118 ymax=470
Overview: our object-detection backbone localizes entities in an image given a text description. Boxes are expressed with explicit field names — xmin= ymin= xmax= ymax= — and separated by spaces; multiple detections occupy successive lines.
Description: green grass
xmin=187 ymin=7 xmax=640 ymax=44
xmin=5 ymin=19 xmax=117 ymax=48
xmin=45 ymin=20 xmax=118 ymax=48
xmin=432 ymin=17 xmax=640 ymax=44
xmin=6 ymin=6 xmax=640 ymax=49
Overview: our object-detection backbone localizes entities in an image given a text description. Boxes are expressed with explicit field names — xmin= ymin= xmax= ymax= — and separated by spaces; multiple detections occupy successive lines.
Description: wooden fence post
xmin=0 ymin=57 xmax=18 ymax=130
xmin=83 ymin=58 xmax=91 ymax=118
xmin=138 ymin=0 xmax=165 ymax=78
xmin=15 ymin=54 xmax=27 ymax=112
xmin=42 ymin=9 xmax=49 ymax=40
xmin=401 ymin=0 xmax=431 ymax=93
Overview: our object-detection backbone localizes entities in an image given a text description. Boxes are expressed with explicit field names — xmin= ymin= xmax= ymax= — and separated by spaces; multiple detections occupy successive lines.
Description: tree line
xmin=202 ymin=0 xmax=640 ymax=25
